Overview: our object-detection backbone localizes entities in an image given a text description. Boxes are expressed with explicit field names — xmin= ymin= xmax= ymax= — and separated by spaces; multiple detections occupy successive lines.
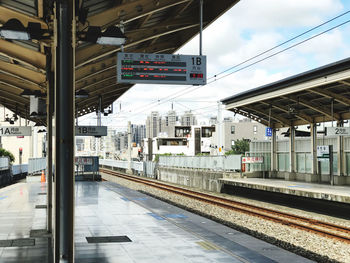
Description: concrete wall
xmin=158 ymin=167 xmax=224 ymax=192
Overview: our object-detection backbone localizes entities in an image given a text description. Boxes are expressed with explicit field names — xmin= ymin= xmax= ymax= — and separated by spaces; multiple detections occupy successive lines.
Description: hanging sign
xmin=326 ymin=127 xmax=350 ymax=136
xmin=117 ymin=52 xmax=206 ymax=85
xmin=75 ymin=126 xmax=107 ymax=136
xmin=0 ymin=126 xmax=31 ymax=136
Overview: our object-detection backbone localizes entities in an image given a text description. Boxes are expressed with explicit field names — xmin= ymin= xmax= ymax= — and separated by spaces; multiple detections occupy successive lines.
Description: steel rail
xmin=100 ymin=168 xmax=350 ymax=244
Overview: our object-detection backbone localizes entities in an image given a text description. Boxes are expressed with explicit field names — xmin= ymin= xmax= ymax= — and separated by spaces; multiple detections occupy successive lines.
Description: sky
xmin=79 ymin=0 xmax=350 ymax=130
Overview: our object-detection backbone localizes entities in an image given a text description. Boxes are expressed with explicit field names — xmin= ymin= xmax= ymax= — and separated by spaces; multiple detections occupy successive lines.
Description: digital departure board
xmin=117 ymin=52 xmax=206 ymax=85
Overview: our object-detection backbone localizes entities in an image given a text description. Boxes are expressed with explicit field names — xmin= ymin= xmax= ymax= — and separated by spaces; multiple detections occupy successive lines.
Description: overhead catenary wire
xmin=207 ymin=10 xmax=350 ymax=80
xmin=80 ymin=11 xmax=350 ymax=123
xmin=118 ymin=15 xmax=350 ymax=118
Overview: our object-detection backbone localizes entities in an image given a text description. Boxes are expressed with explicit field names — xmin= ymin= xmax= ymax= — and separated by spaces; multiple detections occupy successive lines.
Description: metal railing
xmin=12 ymin=164 xmax=28 ymax=175
xmin=144 ymin=161 xmax=157 ymax=178
xmin=99 ymin=159 xmax=143 ymax=172
xmin=158 ymin=155 xmax=241 ymax=171
xmin=28 ymin=157 xmax=46 ymax=175
xmin=0 ymin=157 xmax=9 ymax=170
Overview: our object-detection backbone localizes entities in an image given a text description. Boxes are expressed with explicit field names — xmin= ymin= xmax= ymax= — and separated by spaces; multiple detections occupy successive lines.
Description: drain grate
xmin=86 ymin=236 xmax=132 ymax=243
xmin=35 ymin=205 xmax=47 ymax=209
xmin=30 ymin=229 xmax=50 ymax=237
xmin=0 ymin=238 xmax=35 ymax=247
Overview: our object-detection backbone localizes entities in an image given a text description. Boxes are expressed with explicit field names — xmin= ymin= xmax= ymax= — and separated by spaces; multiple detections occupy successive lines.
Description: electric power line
xmin=207 ymin=10 xmax=350 ymax=80
xmin=208 ymin=18 xmax=350 ymax=84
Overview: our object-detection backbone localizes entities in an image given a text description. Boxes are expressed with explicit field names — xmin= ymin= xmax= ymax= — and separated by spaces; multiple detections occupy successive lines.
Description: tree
xmin=225 ymin=139 xmax=250 ymax=155
xmin=0 ymin=148 xmax=15 ymax=163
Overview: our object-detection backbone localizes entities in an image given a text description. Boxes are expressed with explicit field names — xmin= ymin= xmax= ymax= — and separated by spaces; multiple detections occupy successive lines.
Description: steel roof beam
xmin=0 ymin=39 xmax=46 ymax=70
xmin=284 ymin=95 xmax=340 ymax=121
xmin=0 ymin=73 xmax=42 ymax=91
xmin=76 ymin=23 xmax=197 ymax=67
xmin=310 ymin=86 xmax=350 ymax=106
xmin=261 ymin=101 xmax=314 ymax=123
xmin=0 ymin=60 xmax=45 ymax=86
xmin=241 ymin=105 xmax=291 ymax=127
xmin=87 ymin=0 xmax=191 ymax=28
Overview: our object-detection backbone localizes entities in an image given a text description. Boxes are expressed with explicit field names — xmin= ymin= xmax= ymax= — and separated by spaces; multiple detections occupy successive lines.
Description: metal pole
xmin=45 ymin=46 xmax=54 ymax=235
xmin=199 ymin=0 xmax=203 ymax=56
xmin=127 ymin=121 xmax=132 ymax=173
xmin=55 ymin=0 xmax=75 ymax=261
xmin=217 ymin=101 xmax=223 ymax=155
xmin=311 ymin=123 xmax=317 ymax=175
xmin=289 ymin=126 xmax=295 ymax=173
xmin=270 ymin=128 xmax=277 ymax=177
xmin=329 ymin=145 xmax=334 ymax=185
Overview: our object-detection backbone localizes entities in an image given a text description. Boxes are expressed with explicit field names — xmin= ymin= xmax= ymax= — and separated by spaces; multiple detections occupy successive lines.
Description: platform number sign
xmin=0 ymin=126 xmax=31 ymax=136
xmin=326 ymin=127 xmax=350 ymax=136
xmin=265 ymin=127 xmax=272 ymax=137
xmin=117 ymin=52 xmax=206 ymax=85
xmin=75 ymin=126 xmax=107 ymax=136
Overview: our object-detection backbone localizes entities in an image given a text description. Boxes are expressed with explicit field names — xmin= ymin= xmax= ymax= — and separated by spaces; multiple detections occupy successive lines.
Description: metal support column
xmin=45 ymin=46 xmax=54 ymax=235
xmin=289 ymin=126 xmax=295 ymax=173
xmin=270 ymin=128 xmax=277 ymax=177
xmin=199 ymin=0 xmax=203 ymax=56
xmin=310 ymin=123 xmax=317 ymax=175
xmin=337 ymin=121 xmax=344 ymax=176
xmin=55 ymin=0 xmax=75 ymax=262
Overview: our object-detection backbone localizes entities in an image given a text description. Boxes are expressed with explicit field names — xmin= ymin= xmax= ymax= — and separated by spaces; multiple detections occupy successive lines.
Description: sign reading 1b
xmin=117 ymin=52 xmax=206 ymax=85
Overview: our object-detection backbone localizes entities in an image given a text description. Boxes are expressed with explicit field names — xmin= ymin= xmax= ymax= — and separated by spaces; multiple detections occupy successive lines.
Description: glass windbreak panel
xmin=296 ymin=153 xmax=305 ymax=173
xmin=305 ymin=153 xmax=312 ymax=173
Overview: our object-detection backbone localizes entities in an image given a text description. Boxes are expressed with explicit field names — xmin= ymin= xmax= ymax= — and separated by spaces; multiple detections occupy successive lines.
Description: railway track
xmin=101 ymin=168 xmax=350 ymax=244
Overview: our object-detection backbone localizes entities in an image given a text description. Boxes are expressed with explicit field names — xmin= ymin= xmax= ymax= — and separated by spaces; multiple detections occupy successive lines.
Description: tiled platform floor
xmin=0 ymin=181 xmax=314 ymax=262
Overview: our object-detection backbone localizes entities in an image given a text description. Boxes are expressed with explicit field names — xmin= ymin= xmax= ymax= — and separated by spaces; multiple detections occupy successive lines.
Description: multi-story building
xmin=146 ymin=111 xmax=161 ymax=138
xmin=115 ymin=131 xmax=128 ymax=151
xmin=221 ymin=118 xmax=266 ymax=150
xmin=161 ymin=110 xmax=178 ymax=137
xmin=180 ymin=111 xmax=197 ymax=126
xmin=131 ymin=124 xmax=146 ymax=146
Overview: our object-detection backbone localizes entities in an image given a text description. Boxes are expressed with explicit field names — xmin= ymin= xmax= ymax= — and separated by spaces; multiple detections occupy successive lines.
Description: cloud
xmin=89 ymin=0 xmax=349 ymax=127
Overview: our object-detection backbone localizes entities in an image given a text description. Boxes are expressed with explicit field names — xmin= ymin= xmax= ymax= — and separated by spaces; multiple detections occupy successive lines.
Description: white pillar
xmin=127 ymin=121 xmax=132 ymax=173
xmin=217 ymin=101 xmax=223 ymax=155
xmin=337 ymin=121 xmax=344 ymax=176
xmin=310 ymin=123 xmax=317 ymax=175
xmin=289 ymin=126 xmax=295 ymax=173
xmin=271 ymin=128 xmax=277 ymax=174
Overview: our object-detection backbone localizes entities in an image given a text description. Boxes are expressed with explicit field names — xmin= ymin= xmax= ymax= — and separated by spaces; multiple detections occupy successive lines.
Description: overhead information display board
xmin=0 ymin=126 xmax=31 ymax=136
xmin=326 ymin=127 xmax=350 ymax=136
xmin=75 ymin=126 xmax=107 ymax=137
xmin=117 ymin=52 xmax=206 ymax=85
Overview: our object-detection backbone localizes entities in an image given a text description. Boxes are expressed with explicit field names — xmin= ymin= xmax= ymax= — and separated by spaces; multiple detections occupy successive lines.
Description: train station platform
xmin=220 ymin=178 xmax=350 ymax=204
xmin=0 ymin=180 xmax=314 ymax=262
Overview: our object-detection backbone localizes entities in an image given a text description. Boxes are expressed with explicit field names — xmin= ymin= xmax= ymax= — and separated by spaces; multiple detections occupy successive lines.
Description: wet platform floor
xmin=0 ymin=181 xmax=314 ymax=262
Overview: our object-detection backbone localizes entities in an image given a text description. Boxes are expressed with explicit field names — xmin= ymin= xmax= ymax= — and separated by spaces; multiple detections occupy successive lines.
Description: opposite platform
xmin=220 ymin=178 xmax=350 ymax=203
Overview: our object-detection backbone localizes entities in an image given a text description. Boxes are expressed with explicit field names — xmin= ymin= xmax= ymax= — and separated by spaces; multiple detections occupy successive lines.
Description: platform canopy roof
xmin=221 ymin=57 xmax=350 ymax=129
xmin=0 ymin=0 xmax=238 ymax=125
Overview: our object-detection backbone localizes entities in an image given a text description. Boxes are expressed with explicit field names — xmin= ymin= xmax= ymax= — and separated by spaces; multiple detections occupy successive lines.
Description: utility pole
xmin=217 ymin=101 xmax=223 ymax=155
xmin=127 ymin=121 xmax=132 ymax=174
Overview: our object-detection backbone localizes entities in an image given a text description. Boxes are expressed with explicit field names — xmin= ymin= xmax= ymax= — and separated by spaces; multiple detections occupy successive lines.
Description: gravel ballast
xmin=101 ymin=172 xmax=350 ymax=263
